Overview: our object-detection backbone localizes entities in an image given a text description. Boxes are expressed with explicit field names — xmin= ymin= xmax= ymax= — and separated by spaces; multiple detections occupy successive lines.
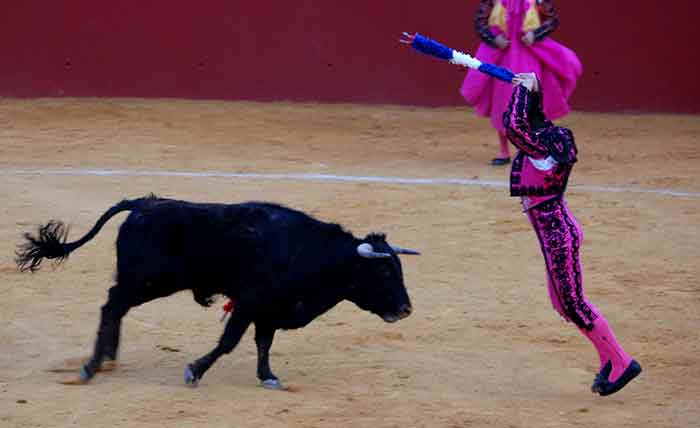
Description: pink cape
xmin=460 ymin=30 xmax=581 ymax=133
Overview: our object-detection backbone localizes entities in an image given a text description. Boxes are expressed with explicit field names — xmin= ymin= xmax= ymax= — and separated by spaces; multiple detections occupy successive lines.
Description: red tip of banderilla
xmin=220 ymin=299 xmax=236 ymax=322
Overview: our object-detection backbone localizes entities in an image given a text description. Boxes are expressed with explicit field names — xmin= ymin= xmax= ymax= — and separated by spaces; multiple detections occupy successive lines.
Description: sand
xmin=1 ymin=98 xmax=698 ymax=427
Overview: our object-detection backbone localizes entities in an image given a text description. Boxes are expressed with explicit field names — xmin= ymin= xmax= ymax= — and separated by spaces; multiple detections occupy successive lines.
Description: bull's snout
xmin=380 ymin=304 xmax=413 ymax=323
xmin=398 ymin=304 xmax=413 ymax=319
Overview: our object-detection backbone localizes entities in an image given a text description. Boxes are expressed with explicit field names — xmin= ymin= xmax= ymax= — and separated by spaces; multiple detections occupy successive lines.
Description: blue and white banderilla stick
xmin=400 ymin=32 xmax=515 ymax=83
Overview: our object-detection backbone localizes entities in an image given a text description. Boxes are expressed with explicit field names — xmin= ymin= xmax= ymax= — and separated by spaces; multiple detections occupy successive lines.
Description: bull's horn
xmin=390 ymin=245 xmax=421 ymax=255
xmin=357 ymin=243 xmax=391 ymax=259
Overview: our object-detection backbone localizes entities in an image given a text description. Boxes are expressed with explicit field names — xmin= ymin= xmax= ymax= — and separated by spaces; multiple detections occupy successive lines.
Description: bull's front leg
xmin=184 ymin=310 xmax=251 ymax=387
xmin=254 ymin=322 xmax=282 ymax=390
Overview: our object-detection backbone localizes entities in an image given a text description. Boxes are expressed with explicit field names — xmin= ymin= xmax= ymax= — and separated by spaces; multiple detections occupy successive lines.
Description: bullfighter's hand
xmin=521 ymin=31 xmax=535 ymax=46
xmin=512 ymin=73 xmax=539 ymax=92
xmin=494 ymin=35 xmax=510 ymax=50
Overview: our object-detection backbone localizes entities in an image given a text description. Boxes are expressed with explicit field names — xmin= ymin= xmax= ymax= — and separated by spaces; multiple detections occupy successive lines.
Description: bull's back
xmin=115 ymin=199 xmax=327 ymax=277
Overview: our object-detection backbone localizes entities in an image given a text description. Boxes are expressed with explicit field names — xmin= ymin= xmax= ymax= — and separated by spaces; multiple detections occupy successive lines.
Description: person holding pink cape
xmin=461 ymin=0 xmax=581 ymax=166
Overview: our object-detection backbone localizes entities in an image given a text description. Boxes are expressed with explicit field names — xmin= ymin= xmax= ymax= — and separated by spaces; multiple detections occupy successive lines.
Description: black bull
xmin=16 ymin=195 xmax=419 ymax=388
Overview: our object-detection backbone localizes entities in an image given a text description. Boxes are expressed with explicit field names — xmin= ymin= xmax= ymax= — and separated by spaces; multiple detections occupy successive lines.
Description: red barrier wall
xmin=1 ymin=1 xmax=698 ymax=113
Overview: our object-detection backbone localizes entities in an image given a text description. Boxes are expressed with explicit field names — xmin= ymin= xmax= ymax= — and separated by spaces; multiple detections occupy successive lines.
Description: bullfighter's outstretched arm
xmin=503 ymin=84 xmax=549 ymax=159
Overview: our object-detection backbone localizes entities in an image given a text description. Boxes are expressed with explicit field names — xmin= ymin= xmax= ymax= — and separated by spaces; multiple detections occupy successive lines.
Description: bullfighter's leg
xmin=254 ymin=322 xmax=282 ymax=389
xmin=76 ymin=281 xmax=179 ymax=384
xmin=528 ymin=199 xmax=641 ymax=396
xmin=184 ymin=310 xmax=251 ymax=387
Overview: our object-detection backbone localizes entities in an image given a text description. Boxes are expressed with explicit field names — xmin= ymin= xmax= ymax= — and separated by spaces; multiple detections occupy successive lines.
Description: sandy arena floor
xmin=0 ymin=98 xmax=698 ymax=428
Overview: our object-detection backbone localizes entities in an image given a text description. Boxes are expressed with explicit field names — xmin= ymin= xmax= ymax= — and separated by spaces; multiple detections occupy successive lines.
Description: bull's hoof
xmin=184 ymin=364 xmax=200 ymax=387
xmin=80 ymin=365 xmax=93 ymax=381
xmin=58 ymin=365 xmax=93 ymax=385
xmin=260 ymin=378 xmax=284 ymax=390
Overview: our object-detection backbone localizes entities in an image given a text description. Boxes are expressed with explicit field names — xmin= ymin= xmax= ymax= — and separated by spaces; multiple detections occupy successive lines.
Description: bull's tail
xmin=16 ymin=198 xmax=141 ymax=273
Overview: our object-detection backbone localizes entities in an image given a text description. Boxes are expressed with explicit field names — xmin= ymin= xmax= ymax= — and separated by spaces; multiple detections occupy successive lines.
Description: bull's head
xmin=347 ymin=233 xmax=419 ymax=323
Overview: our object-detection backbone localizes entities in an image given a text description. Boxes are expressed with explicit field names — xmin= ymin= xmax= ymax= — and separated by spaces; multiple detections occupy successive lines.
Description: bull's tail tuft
xmin=15 ymin=198 xmax=139 ymax=274
xmin=16 ymin=221 xmax=72 ymax=272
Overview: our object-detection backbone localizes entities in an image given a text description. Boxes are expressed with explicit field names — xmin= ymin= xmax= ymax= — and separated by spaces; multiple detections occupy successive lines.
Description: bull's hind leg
xmin=69 ymin=285 xmax=128 ymax=383
xmin=184 ymin=310 xmax=251 ymax=387
xmin=75 ymin=281 xmax=177 ymax=384
xmin=254 ymin=323 xmax=282 ymax=389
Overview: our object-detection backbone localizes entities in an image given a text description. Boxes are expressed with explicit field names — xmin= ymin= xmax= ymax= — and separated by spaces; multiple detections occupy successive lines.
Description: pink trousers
xmin=526 ymin=197 xmax=598 ymax=330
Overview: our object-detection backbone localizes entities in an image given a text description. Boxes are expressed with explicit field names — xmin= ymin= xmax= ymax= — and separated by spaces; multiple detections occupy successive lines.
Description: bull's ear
xmin=390 ymin=245 xmax=420 ymax=255
xmin=357 ymin=243 xmax=392 ymax=259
